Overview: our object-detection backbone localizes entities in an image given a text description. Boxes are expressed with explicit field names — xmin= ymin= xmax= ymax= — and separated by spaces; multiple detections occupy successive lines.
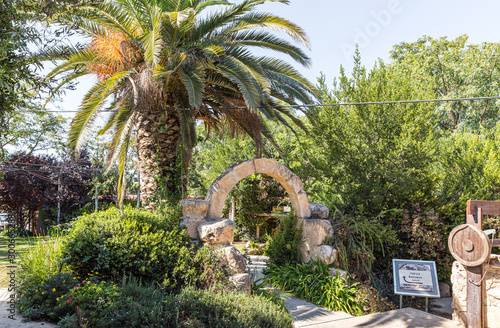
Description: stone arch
xmin=205 ymin=158 xmax=311 ymax=220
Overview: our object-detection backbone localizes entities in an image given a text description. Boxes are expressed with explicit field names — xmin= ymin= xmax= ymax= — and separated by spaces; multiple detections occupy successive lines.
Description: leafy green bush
xmin=438 ymin=130 xmax=500 ymax=224
xmin=264 ymin=214 xmax=303 ymax=266
xmin=62 ymin=206 xmax=193 ymax=289
xmin=264 ymin=261 xmax=365 ymax=315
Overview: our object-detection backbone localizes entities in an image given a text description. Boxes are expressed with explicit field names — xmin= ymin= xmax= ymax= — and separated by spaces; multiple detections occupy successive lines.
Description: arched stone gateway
xmin=207 ymin=158 xmax=311 ymax=219
xmin=180 ymin=158 xmax=337 ymax=265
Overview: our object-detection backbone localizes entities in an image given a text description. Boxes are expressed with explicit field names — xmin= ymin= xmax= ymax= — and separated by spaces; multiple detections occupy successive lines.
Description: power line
xmin=18 ymin=95 xmax=500 ymax=114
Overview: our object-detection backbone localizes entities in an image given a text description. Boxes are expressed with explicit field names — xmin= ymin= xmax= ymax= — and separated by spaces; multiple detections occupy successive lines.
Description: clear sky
xmin=51 ymin=0 xmax=500 ymax=113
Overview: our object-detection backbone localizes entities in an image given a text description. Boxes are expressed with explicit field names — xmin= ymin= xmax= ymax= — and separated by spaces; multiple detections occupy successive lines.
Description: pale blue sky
xmin=51 ymin=0 xmax=500 ymax=113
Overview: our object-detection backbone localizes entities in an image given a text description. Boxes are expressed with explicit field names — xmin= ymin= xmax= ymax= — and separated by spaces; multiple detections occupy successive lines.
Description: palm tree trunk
xmin=136 ymin=109 xmax=181 ymax=208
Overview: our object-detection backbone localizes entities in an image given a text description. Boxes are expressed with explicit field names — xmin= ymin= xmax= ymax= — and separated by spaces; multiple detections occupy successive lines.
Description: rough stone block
xmin=180 ymin=217 xmax=207 ymax=240
xmin=295 ymin=191 xmax=311 ymax=218
xmin=181 ymin=199 xmax=209 ymax=219
xmin=219 ymin=246 xmax=247 ymax=274
xmin=198 ymin=219 xmax=235 ymax=244
xmin=232 ymin=159 xmax=256 ymax=181
xmin=309 ymin=245 xmax=337 ymax=265
xmin=229 ymin=273 xmax=251 ymax=295
xmin=301 ymin=219 xmax=333 ymax=247
xmin=299 ymin=239 xmax=311 ymax=263
xmin=254 ymin=158 xmax=278 ymax=176
xmin=309 ymin=202 xmax=329 ymax=219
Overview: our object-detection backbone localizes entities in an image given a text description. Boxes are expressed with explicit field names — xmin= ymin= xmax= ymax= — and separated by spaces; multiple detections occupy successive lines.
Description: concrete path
xmin=247 ymin=256 xmax=353 ymax=327
xmin=0 ymin=288 xmax=56 ymax=328
xmin=247 ymin=256 xmax=461 ymax=328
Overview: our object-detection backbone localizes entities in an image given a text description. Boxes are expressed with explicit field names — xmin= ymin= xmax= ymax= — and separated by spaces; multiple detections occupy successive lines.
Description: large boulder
xmin=229 ymin=273 xmax=251 ymax=295
xmin=220 ymin=246 xmax=246 ymax=274
xmin=197 ymin=219 xmax=235 ymax=244
xmin=180 ymin=217 xmax=206 ymax=240
xmin=301 ymin=219 xmax=333 ymax=247
xmin=181 ymin=199 xmax=209 ymax=219
xmin=309 ymin=245 xmax=337 ymax=265
xmin=309 ymin=202 xmax=329 ymax=219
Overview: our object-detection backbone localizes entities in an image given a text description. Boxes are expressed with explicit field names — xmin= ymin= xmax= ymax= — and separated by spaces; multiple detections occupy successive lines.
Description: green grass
xmin=0 ymin=236 xmax=38 ymax=287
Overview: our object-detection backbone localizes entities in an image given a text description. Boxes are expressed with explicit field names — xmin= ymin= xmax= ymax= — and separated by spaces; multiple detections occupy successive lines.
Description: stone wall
xmin=451 ymin=255 xmax=500 ymax=327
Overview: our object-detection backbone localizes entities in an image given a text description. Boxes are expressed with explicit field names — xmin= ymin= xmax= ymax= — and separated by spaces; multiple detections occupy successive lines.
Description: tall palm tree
xmin=45 ymin=0 xmax=317 ymax=207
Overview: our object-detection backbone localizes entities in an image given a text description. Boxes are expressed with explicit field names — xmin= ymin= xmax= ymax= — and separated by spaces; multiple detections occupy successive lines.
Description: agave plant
xmin=45 ymin=0 xmax=317 ymax=207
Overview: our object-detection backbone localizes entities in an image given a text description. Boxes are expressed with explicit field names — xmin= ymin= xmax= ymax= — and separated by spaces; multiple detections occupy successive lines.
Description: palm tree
xmin=45 ymin=0 xmax=317 ymax=207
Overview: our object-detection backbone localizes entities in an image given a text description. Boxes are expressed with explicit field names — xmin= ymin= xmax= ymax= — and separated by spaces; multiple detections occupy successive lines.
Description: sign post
xmin=393 ymin=259 xmax=440 ymax=312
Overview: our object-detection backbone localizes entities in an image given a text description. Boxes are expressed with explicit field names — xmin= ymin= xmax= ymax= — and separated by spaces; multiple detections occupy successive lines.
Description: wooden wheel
xmin=448 ymin=224 xmax=491 ymax=267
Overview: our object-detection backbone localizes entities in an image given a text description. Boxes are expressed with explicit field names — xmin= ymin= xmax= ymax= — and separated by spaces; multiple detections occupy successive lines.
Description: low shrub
xmin=264 ymin=214 xmax=303 ymax=266
xmin=61 ymin=206 xmax=193 ymax=289
xmin=17 ymin=272 xmax=79 ymax=322
xmin=264 ymin=261 xmax=365 ymax=315
xmin=22 ymin=278 xmax=293 ymax=328
xmin=164 ymin=286 xmax=294 ymax=328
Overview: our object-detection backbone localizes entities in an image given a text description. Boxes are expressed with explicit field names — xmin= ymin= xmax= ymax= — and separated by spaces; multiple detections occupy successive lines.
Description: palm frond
xmin=69 ymin=70 xmax=132 ymax=155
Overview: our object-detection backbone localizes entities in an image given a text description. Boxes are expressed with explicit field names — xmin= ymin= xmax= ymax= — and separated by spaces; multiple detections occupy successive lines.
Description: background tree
xmin=391 ymin=35 xmax=500 ymax=131
xmin=0 ymin=152 xmax=93 ymax=231
xmin=45 ymin=0 xmax=317 ymax=207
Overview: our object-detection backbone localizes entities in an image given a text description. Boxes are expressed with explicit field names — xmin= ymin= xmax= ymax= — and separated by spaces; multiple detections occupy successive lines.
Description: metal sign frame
xmin=393 ymin=259 xmax=440 ymax=298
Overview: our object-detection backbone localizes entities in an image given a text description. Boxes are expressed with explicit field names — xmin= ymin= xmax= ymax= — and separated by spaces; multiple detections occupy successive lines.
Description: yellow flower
xmin=56 ymin=298 xmax=60 ymax=301
xmin=52 ymin=288 xmax=56 ymax=292
xmin=20 ymin=306 xmax=23 ymax=310
xmin=73 ymin=277 xmax=76 ymax=280
xmin=42 ymin=292 xmax=45 ymax=295
xmin=63 ymin=280 xmax=65 ymax=283
xmin=41 ymin=282 xmax=44 ymax=284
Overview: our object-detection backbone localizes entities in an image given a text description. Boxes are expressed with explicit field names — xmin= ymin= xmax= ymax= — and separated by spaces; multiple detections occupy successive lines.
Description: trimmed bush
xmin=62 ymin=206 xmax=193 ymax=289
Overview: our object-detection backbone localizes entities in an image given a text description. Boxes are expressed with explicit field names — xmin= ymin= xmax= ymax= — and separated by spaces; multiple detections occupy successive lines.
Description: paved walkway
xmin=0 ymin=288 xmax=56 ymax=328
xmin=247 ymin=256 xmax=461 ymax=328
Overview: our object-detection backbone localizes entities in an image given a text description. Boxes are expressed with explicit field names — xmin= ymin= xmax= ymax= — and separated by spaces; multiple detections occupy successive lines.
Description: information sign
xmin=392 ymin=259 xmax=440 ymax=298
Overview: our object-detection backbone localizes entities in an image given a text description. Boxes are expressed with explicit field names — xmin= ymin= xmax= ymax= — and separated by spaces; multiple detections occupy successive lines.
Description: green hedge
xmin=62 ymin=206 xmax=193 ymax=289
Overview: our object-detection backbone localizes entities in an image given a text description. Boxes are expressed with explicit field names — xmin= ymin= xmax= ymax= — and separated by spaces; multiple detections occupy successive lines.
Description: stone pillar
xmin=451 ymin=255 xmax=500 ymax=328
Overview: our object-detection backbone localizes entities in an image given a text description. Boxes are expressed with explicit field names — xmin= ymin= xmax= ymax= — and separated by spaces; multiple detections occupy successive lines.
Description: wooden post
xmin=466 ymin=200 xmax=484 ymax=328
